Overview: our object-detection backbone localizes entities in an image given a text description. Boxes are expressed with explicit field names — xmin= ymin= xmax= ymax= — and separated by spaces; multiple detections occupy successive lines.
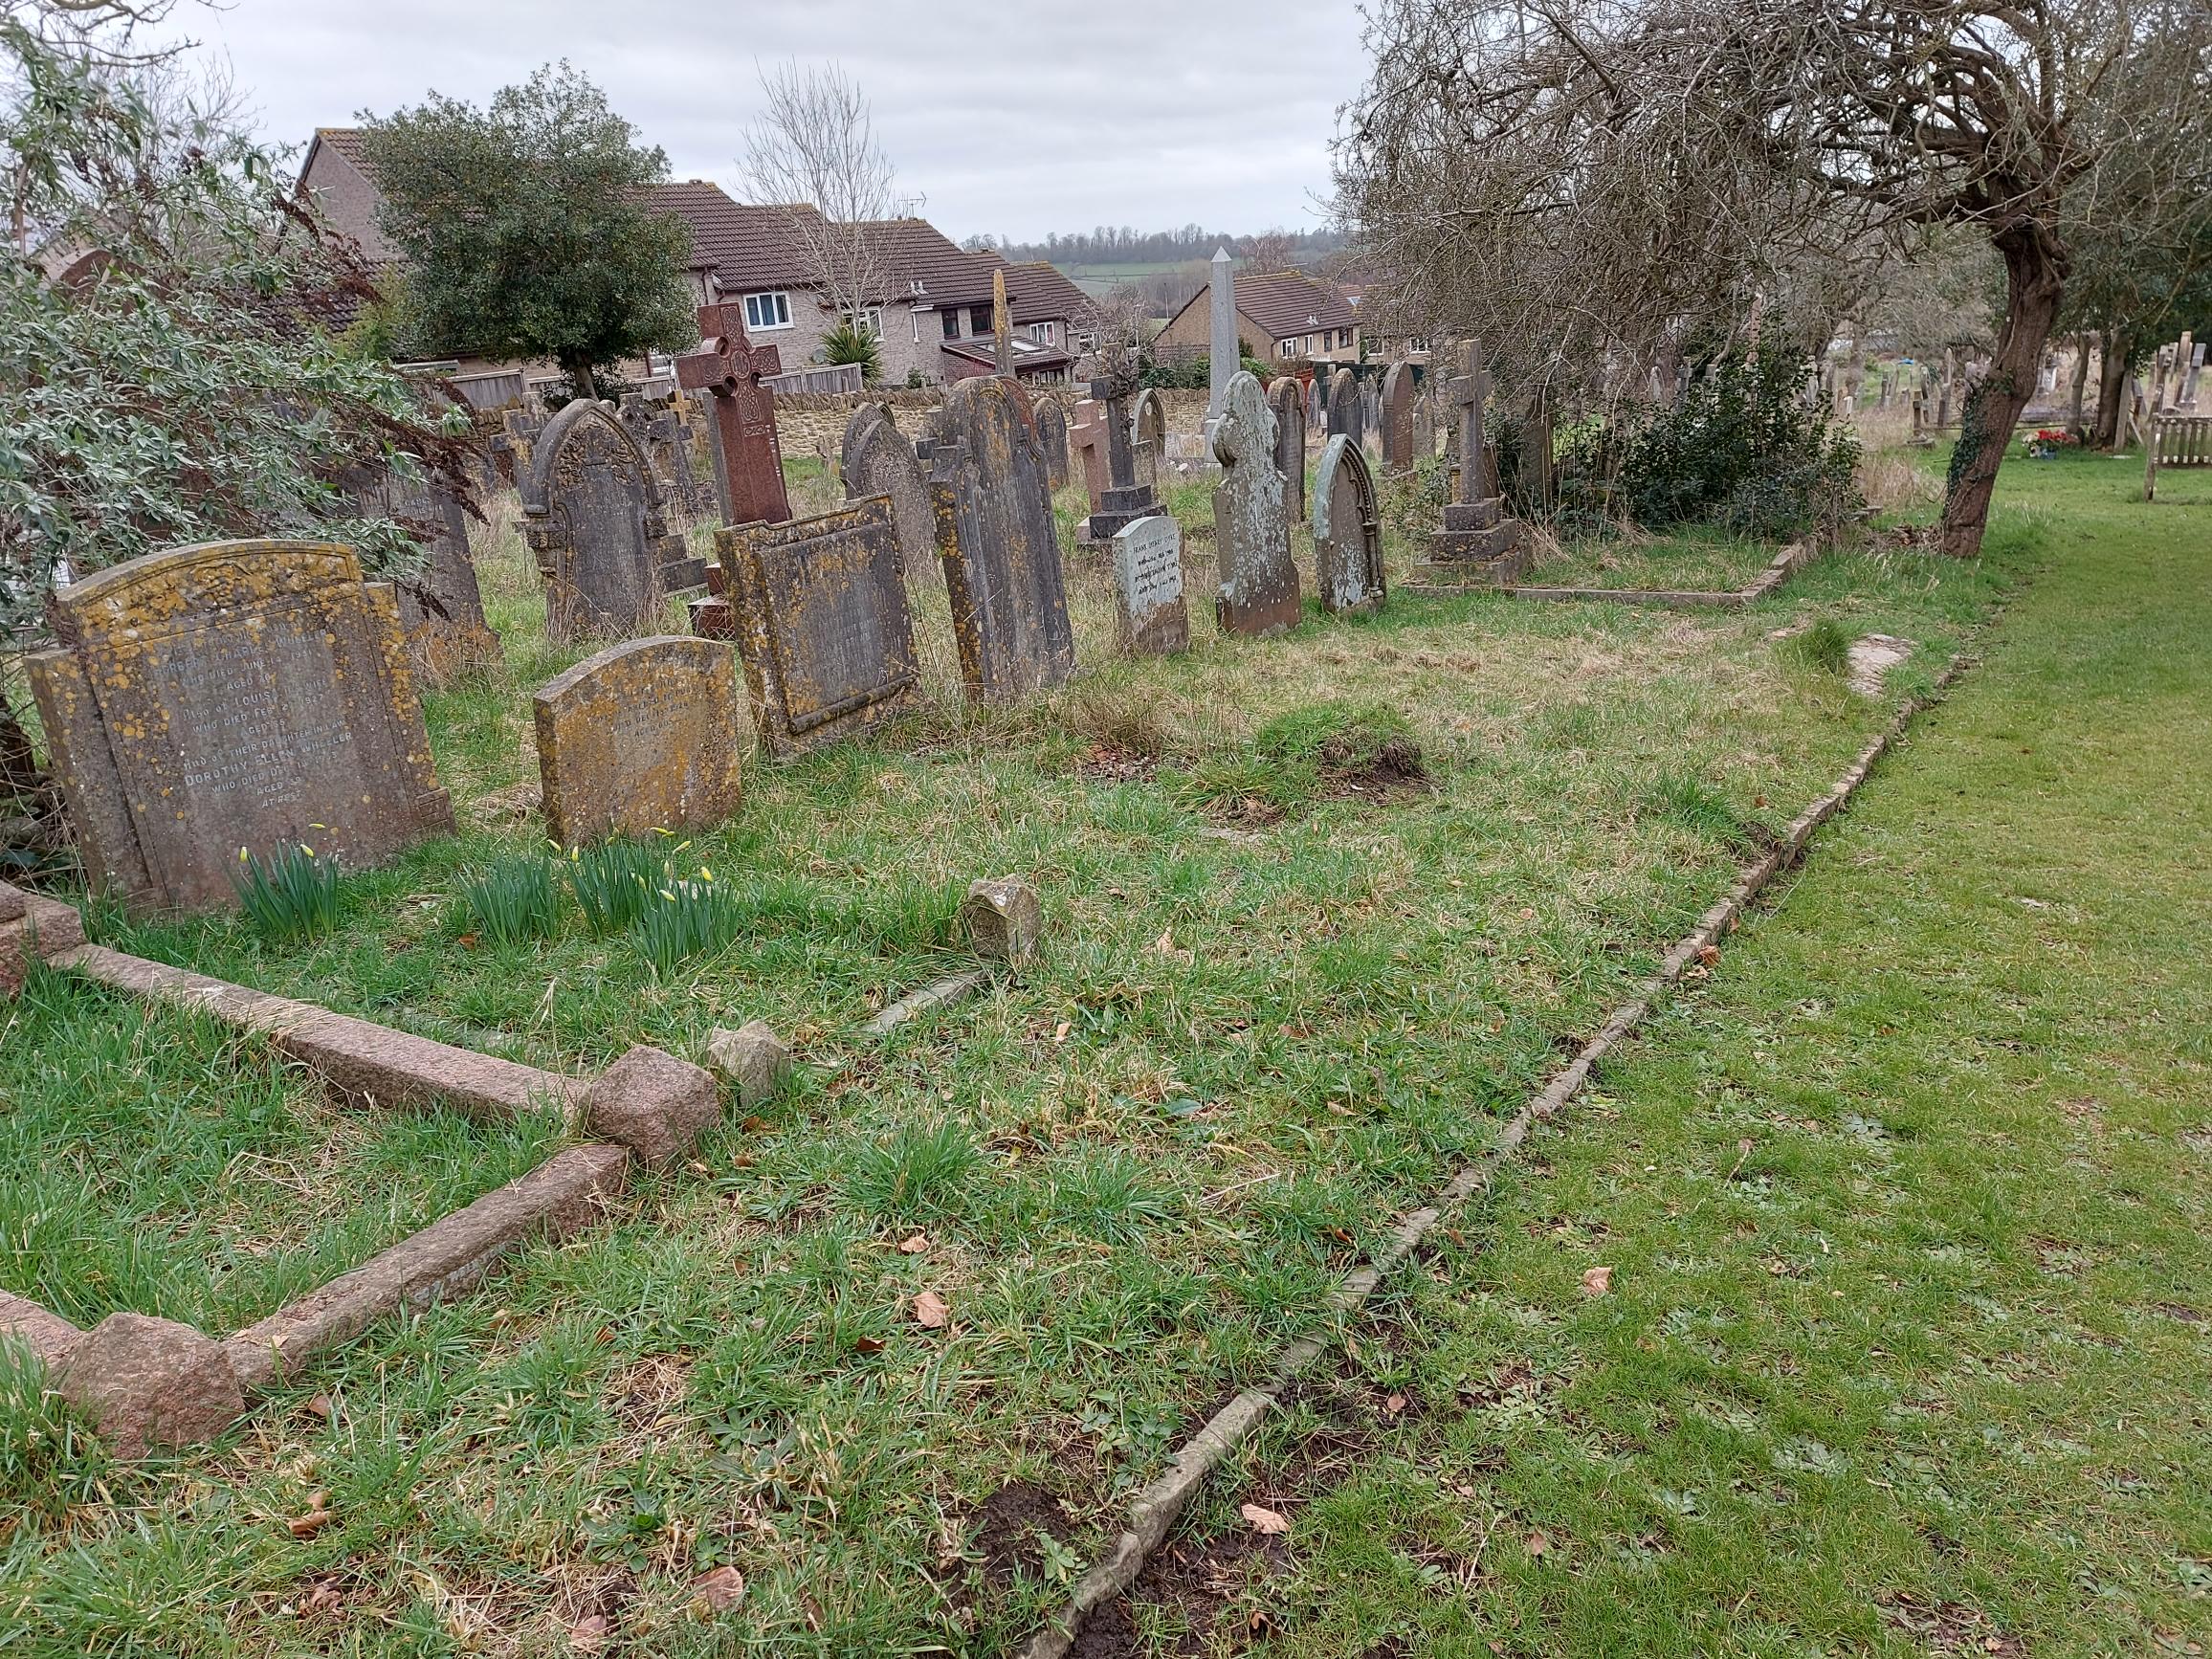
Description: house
xmin=1153 ymin=268 xmax=1361 ymax=368
xmin=296 ymin=132 xmax=1095 ymax=387
xmin=655 ymin=185 xmax=1096 ymax=386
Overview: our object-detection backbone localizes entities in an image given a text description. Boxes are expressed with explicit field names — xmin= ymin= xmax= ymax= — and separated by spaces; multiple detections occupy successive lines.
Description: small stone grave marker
xmin=28 ymin=539 xmax=453 ymax=912
xmin=1269 ymin=376 xmax=1307 ymax=528
xmin=533 ymin=636 xmax=743 ymax=847
xmin=1381 ymin=362 xmax=1415 ymax=469
xmin=1131 ymin=387 xmax=1167 ymax=489
xmin=1313 ymin=434 xmax=1386 ymax=615
xmin=716 ymin=497 xmax=921 ymax=755
xmin=1034 ymin=395 xmax=1071 ymax=490
xmin=1212 ymin=371 xmax=1302 ymax=637
xmin=1112 ymin=513 xmax=1189 ymax=656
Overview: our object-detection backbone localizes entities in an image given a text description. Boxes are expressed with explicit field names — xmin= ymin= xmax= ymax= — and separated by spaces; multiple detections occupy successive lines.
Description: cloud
xmin=177 ymin=0 xmax=1364 ymax=240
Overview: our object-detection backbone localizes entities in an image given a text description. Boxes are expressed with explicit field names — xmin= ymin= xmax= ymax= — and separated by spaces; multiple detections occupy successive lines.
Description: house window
xmin=1337 ymin=328 xmax=1353 ymax=349
xmin=970 ymin=305 xmax=993 ymax=335
xmin=1029 ymin=321 xmax=1056 ymax=343
xmin=744 ymin=292 xmax=792 ymax=332
xmin=1278 ymin=340 xmax=1295 ymax=360
xmin=941 ymin=310 xmax=960 ymax=340
xmin=843 ymin=306 xmax=883 ymax=339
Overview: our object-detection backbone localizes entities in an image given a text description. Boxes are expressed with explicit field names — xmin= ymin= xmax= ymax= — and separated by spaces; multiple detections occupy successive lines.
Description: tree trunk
xmin=2090 ymin=330 xmax=2134 ymax=450
xmin=2066 ymin=333 xmax=2091 ymax=440
xmin=1 ymin=681 xmax=49 ymax=800
xmin=564 ymin=356 xmax=600 ymax=402
xmin=1939 ymin=222 xmax=2068 ymax=557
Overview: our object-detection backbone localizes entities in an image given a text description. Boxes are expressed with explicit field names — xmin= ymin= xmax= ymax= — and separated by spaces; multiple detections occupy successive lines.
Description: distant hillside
xmin=966 ymin=226 xmax=1347 ymax=269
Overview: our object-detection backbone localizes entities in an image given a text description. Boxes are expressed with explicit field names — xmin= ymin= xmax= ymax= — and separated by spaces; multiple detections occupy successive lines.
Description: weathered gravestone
xmin=676 ymin=301 xmax=792 ymax=529
xmin=716 ymin=497 xmax=921 ymax=756
xmin=343 ymin=465 xmax=498 ymax=685
xmin=1130 ymin=387 xmax=1167 ymax=490
xmin=1212 ymin=371 xmax=1302 ymax=637
xmin=1268 ymin=375 xmax=1307 ymax=529
xmin=1071 ymin=398 xmax=1111 ymax=517
xmin=1380 ymin=362 xmax=1416 ymax=470
xmin=1313 ymin=434 xmax=1386 ymax=616
xmin=1086 ymin=377 xmax=1162 ymax=541
xmin=842 ymin=404 xmax=936 ymax=581
xmin=523 ymin=400 xmax=699 ymax=641
xmin=620 ymin=392 xmax=715 ymax=519
xmin=1034 ymin=395 xmax=1071 ymax=490
xmin=1112 ymin=513 xmax=1188 ymax=656
xmin=534 ymin=637 xmax=743 ymax=847
xmin=1416 ymin=339 xmax=1532 ymax=585
xmin=28 ymin=540 xmax=453 ymax=913
xmin=921 ymin=374 xmax=1076 ymax=701
xmin=1327 ymin=366 xmax=1362 ymax=447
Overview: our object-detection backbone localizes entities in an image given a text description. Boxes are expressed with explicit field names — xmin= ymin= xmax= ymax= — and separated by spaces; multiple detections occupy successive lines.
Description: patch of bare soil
xmin=1318 ymin=734 xmax=1432 ymax=804
xmin=1077 ymin=743 xmax=1161 ymax=784
xmin=1874 ymin=1589 xmax=2024 ymax=1653
xmin=969 ymin=1479 xmax=1074 ymax=1590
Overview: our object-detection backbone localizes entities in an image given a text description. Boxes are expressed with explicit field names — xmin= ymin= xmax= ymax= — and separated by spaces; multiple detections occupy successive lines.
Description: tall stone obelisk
xmin=1206 ymin=246 xmax=1237 ymax=426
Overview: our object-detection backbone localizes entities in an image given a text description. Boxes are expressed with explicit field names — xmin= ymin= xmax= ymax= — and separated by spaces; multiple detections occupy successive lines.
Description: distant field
xmin=1063 ymin=260 xmax=1204 ymax=299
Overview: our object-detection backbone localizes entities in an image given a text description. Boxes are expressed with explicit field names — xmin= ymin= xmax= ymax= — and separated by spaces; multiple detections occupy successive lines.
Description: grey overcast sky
xmin=169 ymin=0 xmax=1368 ymax=243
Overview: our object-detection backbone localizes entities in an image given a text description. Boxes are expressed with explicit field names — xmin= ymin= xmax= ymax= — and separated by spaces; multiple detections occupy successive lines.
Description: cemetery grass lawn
xmin=1212 ymin=448 xmax=2212 ymax=1657
xmin=0 ymin=457 xmax=2064 ymax=1653
xmin=1526 ymin=523 xmax=1790 ymax=594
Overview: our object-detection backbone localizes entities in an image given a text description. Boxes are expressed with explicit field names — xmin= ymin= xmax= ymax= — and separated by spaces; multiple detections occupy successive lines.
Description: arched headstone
xmin=1033 ymin=395 xmax=1071 ymax=490
xmin=523 ymin=400 xmax=697 ymax=641
xmin=1268 ymin=376 xmax=1307 ymax=529
xmin=842 ymin=404 xmax=935 ymax=583
xmin=1212 ymin=371 xmax=1300 ymax=637
xmin=1326 ymin=366 xmax=1362 ymax=447
xmin=1130 ymin=387 xmax=1167 ymax=489
xmin=1380 ymin=362 xmax=1416 ymax=469
xmin=922 ymin=375 xmax=1075 ymax=701
xmin=1313 ymin=435 xmax=1386 ymax=616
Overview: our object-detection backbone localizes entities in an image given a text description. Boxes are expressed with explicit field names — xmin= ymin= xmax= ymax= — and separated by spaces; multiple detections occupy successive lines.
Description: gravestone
xmin=344 ymin=465 xmax=498 ymax=685
xmin=1211 ymin=371 xmax=1301 ymax=637
xmin=716 ymin=497 xmax=921 ymax=755
xmin=676 ymin=301 xmax=792 ymax=529
xmin=1034 ymin=395 xmax=1071 ymax=490
xmin=1327 ymin=366 xmax=1362 ymax=447
xmin=1086 ymin=377 xmax=1162 ymax=541
xmin=1112 ymin=513 xmax=1188 ymax=656
xmin=1416 ymin=339 xmax=1531 ymax=585
xmin=1413 ymin=401 xmax=1434 ymax=460
xmin=1380 ymin=362 xmax=1416 ymax=469
xmin=28 ymin=540 xmax=453 ymax=913
xmin=1268 ymin=376 xmax=1307 ymax=529
xmin=620 ymin=392 xmax=715 ymax=519
xmin=1313 ymin=434 xmax=1386 ymax=616
xmin=1130 ymin=388 xmax=1167 ymax=491
xmin=522 ymin=400 xmax=698 ymax=641
xmin=1071 ymin=398 xmax=1111 ymax=515
xmin=842 ymin=404 xmax=936 ymax=582
xmin=921 ymin=375 xmax=1076 ymax=701
xmin=992 ymin=267 xmax=1015 ymax=376
xmin=534 ymin=637 xmax=742 ymax=847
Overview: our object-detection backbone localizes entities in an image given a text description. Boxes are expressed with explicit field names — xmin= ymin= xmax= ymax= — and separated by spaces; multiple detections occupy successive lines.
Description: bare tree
xmin=1338 ymin=0 xmax=2212 ymax=555
xmin=736 ymin=61 xmax=897 ymax=335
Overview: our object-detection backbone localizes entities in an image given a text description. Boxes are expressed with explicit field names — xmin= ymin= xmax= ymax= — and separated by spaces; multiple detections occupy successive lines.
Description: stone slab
xmin=26 ymin=540 xmax=453 ymax=914
xmin=0 ymin=888 xmax=84 ymax=999
xmin=224 ymin=1144 xmax=629 ymax=1391
xmin=54 ymin=1312 xmax=245 ymax=1459
xmin=0 ymin=1290 xmax=83 ymax=1367
xmin=863 ymin=970 xmax=987 ymax=1037
xmin=55 ymin=943 xmax=588 ymax=1120
xmin=716 ymin=497 xmax=922 ymax=756
xmin=534 ymin=636 xmax=743 ymax=848
xmin=706 ymin=1021 xmax=791 ymax=1110
xmin=584 ymin=1045 xmax=722 ymax=1166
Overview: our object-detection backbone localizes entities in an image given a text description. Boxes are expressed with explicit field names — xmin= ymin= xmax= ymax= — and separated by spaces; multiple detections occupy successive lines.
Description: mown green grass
xmin=0 ymin=450 xmax=2025 ymax=1654
xmin=1526 ymin=522 xmax=1786 ymax=593
xmin=1161 ymin=450 xmax=2212 ymax=1656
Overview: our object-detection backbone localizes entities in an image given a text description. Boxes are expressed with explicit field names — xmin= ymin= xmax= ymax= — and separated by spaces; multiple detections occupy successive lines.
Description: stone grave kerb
xmin=676 ymin=302 xmax=792 ymax=528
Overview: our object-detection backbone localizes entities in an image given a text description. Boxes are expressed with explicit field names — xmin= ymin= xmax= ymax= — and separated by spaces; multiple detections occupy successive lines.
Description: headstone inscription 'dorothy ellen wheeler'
xmin=534 ymin=637 xmax=744 ymax=848
xmin=28 ymin=539 xmax=453 ymax=913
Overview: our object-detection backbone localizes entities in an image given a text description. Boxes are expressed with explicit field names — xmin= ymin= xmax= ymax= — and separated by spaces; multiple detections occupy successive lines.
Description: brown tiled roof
xmin=645 ymin=184 xmax=822 ymax=287
xmin=307 ymin=126 xmax=375 ymax=174
xmin=1229 ymin=270 xmax=1359 ymax=340
xmin=941 ymin=336 xmax=1074 ymax=373
xmin=1005 ymin=260 xmax=1100 ymax=328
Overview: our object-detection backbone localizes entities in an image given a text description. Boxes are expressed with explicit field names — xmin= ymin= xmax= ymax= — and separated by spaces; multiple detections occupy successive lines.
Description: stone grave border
xmin=1018 ymin=653 xmax=1973 ymax=1658
xmin=0 ymin=902 xmax=720 ymax=1457
xmin=1399 ymin=538 xmax=1820 ymax=608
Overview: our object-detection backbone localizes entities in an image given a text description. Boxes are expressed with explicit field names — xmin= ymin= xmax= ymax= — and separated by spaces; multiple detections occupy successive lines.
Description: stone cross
xmin=676 ymin=302 xmax=790 ymax=528
xmin=1207 ymin=246 xmax=1237 ymax=424
xmin=1085 ymin=374 xmax=1161 ymax=540
xmin=1070 ymin=397 xmax=1110 ymax=513
xmin=1449 ymin=339 xmax=1492 ymax=505
xmin=992 ymin=267 xmax=1015 ymax=377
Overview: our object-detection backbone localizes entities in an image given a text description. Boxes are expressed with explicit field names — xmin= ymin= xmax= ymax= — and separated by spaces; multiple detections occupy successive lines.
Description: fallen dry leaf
xmin=303 ymin=1394 xmax=333 ymax=1422
xmin=1240 ymin=1503 xmax=1292 ymax=1536
xmin=896 ymin=1232 xmax=928 ymax=1255
xmin=1053 ymin=1021 xmax=1072 ymax=1043
xmin=1383 ymin=1392 xmax=1407 ymax=1417
xmin=852 ymin=1336 xmax=887 ymax=1355
xmin=286 ymin=1491 xmax=335 ymax=1538
xmin=690 ymin=1564 xmax=745 ymax=1614
xmin=1527 ymin=1529 xmax=1552 ymax=1558
xmin=913 ymin=1291 xmax=949 ymax=1329
xmin=1697 ymin=943 xmax=1721 ymax=968
xmin=569 ymin=1613 xmax=610 ymax=1652
xmin=1582 ymin=1265 xmax=1614 ymax=1296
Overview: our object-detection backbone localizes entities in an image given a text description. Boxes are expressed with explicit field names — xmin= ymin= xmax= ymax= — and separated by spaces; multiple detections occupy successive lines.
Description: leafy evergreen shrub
xmin=1620 ymin=348 xmax=1861 ymax=540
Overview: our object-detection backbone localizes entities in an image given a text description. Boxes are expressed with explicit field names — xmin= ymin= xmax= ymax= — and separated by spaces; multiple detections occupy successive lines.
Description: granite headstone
xmin=1112 ymin=513 xmax=1188 ymax=656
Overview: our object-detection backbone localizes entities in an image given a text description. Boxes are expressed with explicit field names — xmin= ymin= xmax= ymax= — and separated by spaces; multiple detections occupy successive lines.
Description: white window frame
xmin=841 ymin=305 xmax=884 ymax=339
xmin=1029 ymin=321 xmax=1053 ymax=343
xmin=743 ymin=291 xmax=793 ymax=332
